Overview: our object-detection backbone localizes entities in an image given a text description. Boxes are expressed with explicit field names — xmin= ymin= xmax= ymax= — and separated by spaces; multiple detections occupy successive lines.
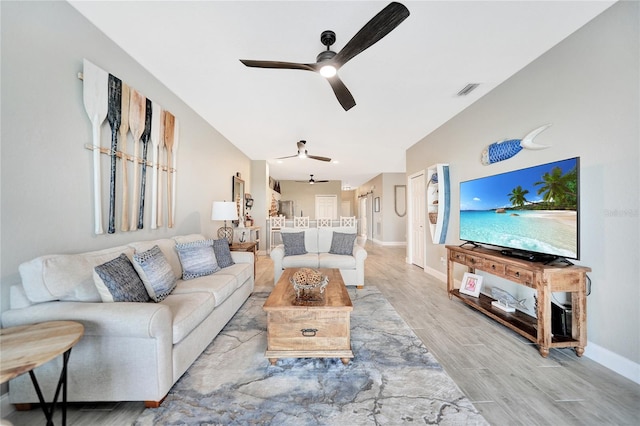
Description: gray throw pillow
xmin=329 ymin=232 xmax=357 ymax=255
xmin=282 ymin=232 xmax=307 ymax=256
xmin=132 ymin=245 xmax=177 ymax=302
xmin=93 ymin=254 xmax=149 ymax=303
xmin=212 ymin=238 xmax=235 ymax=268
xmin=176 ymin=239 xmax=220 ymax=280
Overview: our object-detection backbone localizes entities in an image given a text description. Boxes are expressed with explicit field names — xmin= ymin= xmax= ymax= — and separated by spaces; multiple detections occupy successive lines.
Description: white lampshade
xmin=211 ymin=201 xmax=238 ymax=221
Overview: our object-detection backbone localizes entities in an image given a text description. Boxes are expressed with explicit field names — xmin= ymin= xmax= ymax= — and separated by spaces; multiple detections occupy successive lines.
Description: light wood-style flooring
xmin=3 ymin=243 xmax=639 ymax=425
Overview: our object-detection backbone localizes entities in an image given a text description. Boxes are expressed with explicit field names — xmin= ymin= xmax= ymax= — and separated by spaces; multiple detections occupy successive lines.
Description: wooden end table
xmin=229 ymin=241 xmax=258 ymax=277
xmin=1 ymin=320 xmax=84 ymax=426
xmin=263 ymin=268 xmax=354 ymax=365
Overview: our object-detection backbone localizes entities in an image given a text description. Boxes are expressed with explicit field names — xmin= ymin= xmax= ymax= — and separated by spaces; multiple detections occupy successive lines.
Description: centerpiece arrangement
xmin=290 ymin=268 xmax=329 ymax=306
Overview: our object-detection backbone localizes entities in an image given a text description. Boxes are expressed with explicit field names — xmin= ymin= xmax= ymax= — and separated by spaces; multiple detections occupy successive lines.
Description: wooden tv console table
xmin=446 ymin=245 xmax=591 ymax=357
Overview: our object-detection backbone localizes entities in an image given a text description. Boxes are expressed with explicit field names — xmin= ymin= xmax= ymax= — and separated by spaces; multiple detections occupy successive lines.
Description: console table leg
xmin=539 ymin=346 xmax=550 ymax=358
xmin=575 ymin=347 xmax=585 ymax=357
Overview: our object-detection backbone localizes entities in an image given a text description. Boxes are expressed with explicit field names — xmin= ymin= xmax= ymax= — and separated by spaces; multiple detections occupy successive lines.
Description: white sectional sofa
xmin=270 ymin=227 xmax=367 ymax=287
xmin=1 ymin=234 xmax=254 ymax=407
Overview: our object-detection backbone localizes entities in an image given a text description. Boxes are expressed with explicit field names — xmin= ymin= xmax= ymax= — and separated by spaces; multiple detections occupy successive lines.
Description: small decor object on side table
xmin=459 ymin=272 xmax=483 ymax=297
xmin=290 ymin=268 xmax=329 ymax=306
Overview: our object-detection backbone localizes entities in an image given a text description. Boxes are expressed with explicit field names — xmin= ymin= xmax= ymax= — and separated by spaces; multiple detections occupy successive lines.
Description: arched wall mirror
xmin=232 ymin=175 xmax=245 ymax=224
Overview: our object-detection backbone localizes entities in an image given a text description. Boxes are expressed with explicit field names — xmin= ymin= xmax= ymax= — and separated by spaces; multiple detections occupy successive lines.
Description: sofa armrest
xmin=353 ymin=245 xmax=368 ymax=262
xmin=270 ymin=245 xmax=285 ymax=283
xmin=1 ymin=301 xmax=172 ymax=339
xmin=230 ymin=251 xmax=254 ymax=265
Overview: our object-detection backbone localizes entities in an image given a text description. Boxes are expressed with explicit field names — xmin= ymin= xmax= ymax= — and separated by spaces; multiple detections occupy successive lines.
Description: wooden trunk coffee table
xmin=263 ymin=268 xmax=354 ymax=365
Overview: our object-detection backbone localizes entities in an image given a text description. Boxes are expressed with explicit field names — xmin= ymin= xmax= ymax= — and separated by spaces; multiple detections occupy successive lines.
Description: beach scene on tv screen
xmin=460 ymin=158 xmax=578 ymax=258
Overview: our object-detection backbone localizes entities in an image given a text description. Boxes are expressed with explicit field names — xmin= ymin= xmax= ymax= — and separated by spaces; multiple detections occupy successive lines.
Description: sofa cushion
xmin=318 ymin=227 xmax=354 ymax=253
xmin=212 ymin=239 xmax=235 ymax=268
xmin=172 ymin=273 xmax=238 ymax=307
xmin=175 ymin=239 xmax=220 ymax=280
xmin=128 ymin=238 xmax=182 ymax=279
xmin=19 ymin=245 xmax=133 ymax=303
xmin=160 ymin=292 xmax=216 ymax=344
xmin=93 ymin=253 xmax=150 ymax=303
xmin=281 ymin=231 xmax=307 ymax=256
xmin=319 ymin=252 xmax=357 ymax=269
xmin=133 ymin=245 xmax=177 ymax=302
xmin=281 ymin=253 xmax=320 ymax=269
xmin=329 ymin=232 xmax=357 ymax=255
xmin=215 ymin=262 xmax=253 ymax=289
xmin=281 ymin=228 xmax=319 ymax=253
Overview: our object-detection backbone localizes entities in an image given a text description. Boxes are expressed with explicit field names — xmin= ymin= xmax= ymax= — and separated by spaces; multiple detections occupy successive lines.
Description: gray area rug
xmin=134 ymin=286 xmax=487 ymax=425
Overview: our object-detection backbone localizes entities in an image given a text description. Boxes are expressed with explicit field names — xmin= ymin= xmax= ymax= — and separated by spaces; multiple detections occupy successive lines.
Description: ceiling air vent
xmin=457 ymin=83 xmax=480 ymax=96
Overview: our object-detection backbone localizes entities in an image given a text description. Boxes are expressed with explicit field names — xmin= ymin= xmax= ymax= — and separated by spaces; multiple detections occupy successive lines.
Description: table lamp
xmin=211 ymin=201 xmax=238 ymax=244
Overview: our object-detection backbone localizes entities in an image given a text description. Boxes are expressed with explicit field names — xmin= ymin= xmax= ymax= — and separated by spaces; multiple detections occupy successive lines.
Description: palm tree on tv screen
xmin=534 ymin=166 xmax=577 ymax=209
xmin=508 ymin=185 xmax=529 ymax=207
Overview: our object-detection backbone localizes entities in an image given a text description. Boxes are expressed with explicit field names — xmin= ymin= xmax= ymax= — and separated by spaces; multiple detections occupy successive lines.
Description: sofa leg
xmin=356 ymin=285 xmax=364 ymax=289
xmin=144 ymin=396 xmax=166 ymax=408
xmin=14 ymin=403 xmax=32 ymax=411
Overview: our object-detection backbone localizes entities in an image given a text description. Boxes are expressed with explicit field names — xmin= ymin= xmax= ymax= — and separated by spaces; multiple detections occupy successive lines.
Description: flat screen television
xmin=459 ymin=157 xmax=580 ymax=261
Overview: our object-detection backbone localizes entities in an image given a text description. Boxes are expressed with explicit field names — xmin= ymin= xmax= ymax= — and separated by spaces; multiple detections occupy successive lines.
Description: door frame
xmin=407 ymin=170 xmax=426 ymax=267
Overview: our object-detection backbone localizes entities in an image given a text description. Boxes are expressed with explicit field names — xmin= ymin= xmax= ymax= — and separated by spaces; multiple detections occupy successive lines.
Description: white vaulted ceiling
xmin=69 ymin=0 xmax=615 ymax=188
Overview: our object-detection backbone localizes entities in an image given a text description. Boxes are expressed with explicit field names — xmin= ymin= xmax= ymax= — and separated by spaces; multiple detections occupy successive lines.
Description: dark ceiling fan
xmin=239 ymin=2 xmax=410 ymax=111
xmin=277 ymin=140 xmax=331 ymax=162
xmin=297 ymin=174 xmax=329 ymax=185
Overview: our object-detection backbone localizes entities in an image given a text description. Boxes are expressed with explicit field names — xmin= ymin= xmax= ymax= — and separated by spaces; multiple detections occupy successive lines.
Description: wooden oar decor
xmin=82 ymin=59 xmax=109 ymax=235
xmin=119 ymin=83 xmax=131 ymax=232
xmin=106 ymin=74 xmax=122 ymax=234
xmin=170 ymin=118 xmax=180 ymax=228
xmin=80 ymin=60 xmax=179 ymax=234
xmin=138 ymin=98 xmax=152 ymax=229
xmin=163 ymin=111 xmax=176 ymax=228
xmin=157 ymin=111 xmax=167 ymax=228
xmin=150 ymin=102 xmax=163 ymax=230
xmin=128 ymin=89 xmax=146 ymax=231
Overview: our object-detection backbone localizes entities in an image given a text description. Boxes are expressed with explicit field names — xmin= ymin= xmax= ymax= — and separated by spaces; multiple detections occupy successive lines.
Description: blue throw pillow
xmin=132 ymin=245 xmax=177 ymax=302
xmin=281 ymin=232 xmax=307 ymax=256
xmin=93 ymin=254 xmax=149 ymax=303
xmin=212 ymin=238 xmax=235 ymax=268
xmin=176 ymin=239 xmax=220 ymax=280
xmin=329 ymin=232 xmax=357 ymax=255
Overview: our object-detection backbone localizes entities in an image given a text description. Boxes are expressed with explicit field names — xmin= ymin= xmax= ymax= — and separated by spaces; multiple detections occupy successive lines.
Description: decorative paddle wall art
xmin=481 ymin=124 xmax=552 ymax=165
xmin=81 ymin=59 xmax=180 ymax=234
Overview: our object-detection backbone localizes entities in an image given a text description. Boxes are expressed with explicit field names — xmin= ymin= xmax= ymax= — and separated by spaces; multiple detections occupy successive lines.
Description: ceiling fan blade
xmin=240 ymin=59 xmax=316 ymax=72
xmin=308 ymin=155 xmax=332 ymax=162
xmin=315 ymin=180 xmax=330 ymax=183
xmin=276 ymin=154 xmax=299 ymax=160
xmin=326 ymin=76 xmax=356 ymax=111
xmin=333 ymin=2 xmax=410 ymax=68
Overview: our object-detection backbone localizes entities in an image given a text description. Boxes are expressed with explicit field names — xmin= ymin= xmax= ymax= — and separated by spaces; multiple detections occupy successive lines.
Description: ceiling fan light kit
xmin=239 ymin=2 xmax=410 ymax=111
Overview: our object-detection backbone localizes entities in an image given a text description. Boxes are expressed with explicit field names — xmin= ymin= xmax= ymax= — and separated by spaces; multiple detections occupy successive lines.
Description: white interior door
xmin=359 ymin=197 xmax=367 ymax=238
xmin=315 ymin=195 xmax=338 ymax=219
xmin=409 ymin=172 xmax=425 ymax=268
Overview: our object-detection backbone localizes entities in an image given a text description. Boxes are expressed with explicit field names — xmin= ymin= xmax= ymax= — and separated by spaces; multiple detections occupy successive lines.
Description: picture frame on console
xmin=460 ymin=272 xmax=483 ymax=297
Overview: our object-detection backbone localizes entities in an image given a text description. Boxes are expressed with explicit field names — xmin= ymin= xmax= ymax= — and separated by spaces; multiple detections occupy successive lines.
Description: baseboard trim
xmin=584 ymin=341 xmax=640 ymax=385
xmin=1 ymin=392 xmax=14 ymax=418
xmin=424 ymin=266 xmax=447 ymax=283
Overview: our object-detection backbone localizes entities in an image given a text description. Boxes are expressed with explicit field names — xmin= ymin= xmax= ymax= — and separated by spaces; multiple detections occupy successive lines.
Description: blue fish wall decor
xmin=481 ymin=124 xmax=552 ymax=165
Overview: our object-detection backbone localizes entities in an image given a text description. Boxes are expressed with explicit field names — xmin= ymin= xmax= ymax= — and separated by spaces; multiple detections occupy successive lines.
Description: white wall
xmin=406 ymin=1 xmax=639 ymax=376
xmin=0 ymin=1 xmax=251 ymax=317
xmin=279 ymin=180 xmax=343 ymax=219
